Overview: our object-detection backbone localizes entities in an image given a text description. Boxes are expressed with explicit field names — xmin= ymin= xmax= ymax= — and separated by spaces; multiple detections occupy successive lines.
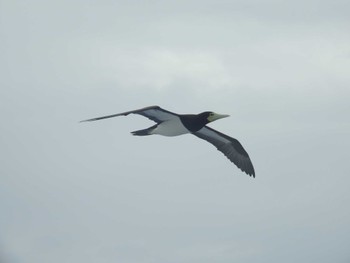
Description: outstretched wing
xmin=80 ymin=105 xmax=179 ymax=124
xmin=193 ymin=126 xmax=255 ymax=177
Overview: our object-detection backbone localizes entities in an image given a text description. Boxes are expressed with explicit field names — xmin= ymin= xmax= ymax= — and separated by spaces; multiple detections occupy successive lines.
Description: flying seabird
xmin=81 ymin=106 xmax=255 ymax=177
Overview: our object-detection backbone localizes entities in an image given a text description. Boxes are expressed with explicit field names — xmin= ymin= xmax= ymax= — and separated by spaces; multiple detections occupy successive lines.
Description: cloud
xmin=1 ymin=0 xmax=350 ymax=262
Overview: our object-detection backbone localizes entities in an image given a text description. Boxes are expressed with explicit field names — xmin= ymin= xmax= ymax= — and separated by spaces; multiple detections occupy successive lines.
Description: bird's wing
xmin=80 ymin=105 xmax=179 ymax=123
xmin=193 ymin=126 xmax=255 ymax=177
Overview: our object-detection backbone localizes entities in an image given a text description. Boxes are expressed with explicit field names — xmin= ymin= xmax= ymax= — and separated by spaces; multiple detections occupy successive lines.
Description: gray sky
xmin=1 ymin=0 xmax=350 ymax=262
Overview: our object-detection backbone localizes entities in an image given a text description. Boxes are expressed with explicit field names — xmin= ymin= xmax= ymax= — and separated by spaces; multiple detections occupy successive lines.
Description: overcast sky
xmin=1 ymin=0 xmax=350 ymax=262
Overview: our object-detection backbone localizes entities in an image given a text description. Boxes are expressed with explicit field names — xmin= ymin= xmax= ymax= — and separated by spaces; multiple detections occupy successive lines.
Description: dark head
xmin=181 ymin=111 xmax=230 ymax=133
xmin=199 ymin=111 xmax=230 ymax=124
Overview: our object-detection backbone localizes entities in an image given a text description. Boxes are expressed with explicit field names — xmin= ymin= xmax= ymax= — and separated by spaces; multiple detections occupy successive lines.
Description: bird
xmin=81 ymin=105 xmax=255 ymax=177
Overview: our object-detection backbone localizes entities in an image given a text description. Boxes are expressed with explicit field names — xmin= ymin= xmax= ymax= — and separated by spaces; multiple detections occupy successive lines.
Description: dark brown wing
xmin=193 ymin=126 xmax=255 ymax=177
xmin=80 ymin=106 xmax=179 ymax=124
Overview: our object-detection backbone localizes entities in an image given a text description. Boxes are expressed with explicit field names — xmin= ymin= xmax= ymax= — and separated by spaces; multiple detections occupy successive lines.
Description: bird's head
xmin=202 ymin=111 xmax=230 ymax=123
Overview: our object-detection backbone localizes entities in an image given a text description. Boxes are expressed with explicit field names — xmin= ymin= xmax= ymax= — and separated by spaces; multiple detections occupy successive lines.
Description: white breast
xmin=150 ymin=119 xmax=190 ymax=137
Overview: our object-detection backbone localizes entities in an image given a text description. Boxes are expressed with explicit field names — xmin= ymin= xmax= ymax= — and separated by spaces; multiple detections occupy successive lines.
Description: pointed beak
xmin=215 ymin=113 xmax=230 ymax=120
xmin=209 ymin=113 xmax=230 ymax=122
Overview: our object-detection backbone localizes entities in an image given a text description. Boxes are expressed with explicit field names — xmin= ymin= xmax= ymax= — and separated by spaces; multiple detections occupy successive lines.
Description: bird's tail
xmin=131 ymin=125 xmax=157 ymax=136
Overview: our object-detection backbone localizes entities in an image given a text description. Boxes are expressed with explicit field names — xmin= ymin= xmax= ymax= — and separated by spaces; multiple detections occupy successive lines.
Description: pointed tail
xmin=131 ymin=125 xmax=157 ymax=136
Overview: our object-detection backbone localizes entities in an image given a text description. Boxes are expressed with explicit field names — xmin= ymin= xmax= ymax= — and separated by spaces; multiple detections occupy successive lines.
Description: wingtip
xmin=251 ymin=168 xmax=256 ymax=178
xmin=79 ymin=119 xmax=91 ymax=123
xmin=249 ymin=168 xmax=256 ymax=178
xmin=244 ymin=170 xmax=255 ymax=178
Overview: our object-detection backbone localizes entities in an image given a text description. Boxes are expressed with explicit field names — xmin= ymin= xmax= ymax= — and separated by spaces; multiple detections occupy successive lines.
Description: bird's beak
xmin=208 ymin=113 xmax=230 ymax=122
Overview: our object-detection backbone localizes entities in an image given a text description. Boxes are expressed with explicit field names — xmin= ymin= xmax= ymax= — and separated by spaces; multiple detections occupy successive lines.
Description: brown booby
xmin=81 ymin=106 xmax=255 ymax=177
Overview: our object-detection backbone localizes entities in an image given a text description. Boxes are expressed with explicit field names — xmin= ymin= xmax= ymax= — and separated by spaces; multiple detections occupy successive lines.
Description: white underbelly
xmin=150 ymin=120 xmax=190 ymax=137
